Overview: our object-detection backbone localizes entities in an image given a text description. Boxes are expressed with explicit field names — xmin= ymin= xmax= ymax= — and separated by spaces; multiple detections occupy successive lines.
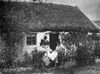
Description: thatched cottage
xmin=1 ymin=2 xmax=100 ymax=56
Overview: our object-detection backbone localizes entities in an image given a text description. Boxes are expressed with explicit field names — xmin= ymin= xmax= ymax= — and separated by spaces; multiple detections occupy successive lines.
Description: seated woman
xmin=40 ymin=36 xmax=50 ymax=46
xmin=39 ymin=36 xmax=51 ymax=52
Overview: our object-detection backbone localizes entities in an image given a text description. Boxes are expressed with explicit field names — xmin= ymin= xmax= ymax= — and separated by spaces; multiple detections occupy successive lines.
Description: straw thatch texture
xmin=0 ymin=2 xmax=99 ymax=33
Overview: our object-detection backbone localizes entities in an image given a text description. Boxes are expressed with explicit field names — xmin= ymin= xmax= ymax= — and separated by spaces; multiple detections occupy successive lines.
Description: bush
xmin=12 ymin=51 xmax=33 ymax=68
xmin=57 ymin=51 xmax=67 ymax=66
xmin=22 ymin=51 xmax=33 ymax=67
xmin=32 ymin=51 xmax=46 ymax=69
xmin=75 ymin=45 xmax=95 ymax=66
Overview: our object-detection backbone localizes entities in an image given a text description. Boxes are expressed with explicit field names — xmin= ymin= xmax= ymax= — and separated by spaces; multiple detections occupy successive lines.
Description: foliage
xmin=61 ymin=32 xmax=96 ymax=66
xmin=10 ymin=51 xmax=33 ymax=68
xmin=75 ymin=45 xmax=95 ymax=66
xmin=57 ymin=51 xmax=67 ymax=66
xmin=32 ymin=51 xmax=46 ymax=69
xmin=23 ymin=51 xmax=33 ymax=67
xmin=1 ymin=4 xmax=25 ymax=68
xmin=62 ymin=32 xmax=98 ymax=46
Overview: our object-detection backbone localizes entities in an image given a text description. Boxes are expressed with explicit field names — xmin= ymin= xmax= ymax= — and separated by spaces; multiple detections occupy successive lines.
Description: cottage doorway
xmin=50 ymin=33 xmax=59 ymax=50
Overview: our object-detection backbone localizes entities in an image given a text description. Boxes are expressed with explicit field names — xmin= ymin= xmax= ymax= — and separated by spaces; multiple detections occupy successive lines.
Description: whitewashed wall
xmin=22 ymin=32 xmax=69 ymax=56
xmin=37 ymin=32 xmax=50 ymax=46
xmin=23 ymin=32 xmax=50 ymax=55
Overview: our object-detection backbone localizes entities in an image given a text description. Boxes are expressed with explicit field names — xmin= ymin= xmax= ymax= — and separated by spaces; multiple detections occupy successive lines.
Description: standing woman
xmin=56 ymin=40 xmax=65 ymax=67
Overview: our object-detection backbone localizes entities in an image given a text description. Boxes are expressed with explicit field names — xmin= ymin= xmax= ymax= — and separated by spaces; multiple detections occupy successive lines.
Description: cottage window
xmin=27 ymin=34 xmax=37 ymax=45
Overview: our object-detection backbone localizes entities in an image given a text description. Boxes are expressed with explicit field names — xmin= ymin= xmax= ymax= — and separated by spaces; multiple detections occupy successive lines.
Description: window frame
xmin=27 ymin=34 xmax=37 ymax=45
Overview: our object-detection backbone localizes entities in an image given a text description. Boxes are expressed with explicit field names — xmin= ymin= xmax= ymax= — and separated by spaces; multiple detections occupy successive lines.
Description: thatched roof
xmin=1 ymin=2 xmax=100 ymax=33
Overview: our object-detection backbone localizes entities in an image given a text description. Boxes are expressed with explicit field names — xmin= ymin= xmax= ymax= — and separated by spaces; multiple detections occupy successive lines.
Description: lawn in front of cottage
xmin=2 ymin=60 xmax=100 ymax=74
xmin=1 ymin=61 xmax=75 ymax=74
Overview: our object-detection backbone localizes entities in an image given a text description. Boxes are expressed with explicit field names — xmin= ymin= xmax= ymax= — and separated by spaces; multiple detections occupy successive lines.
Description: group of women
xmin=33 ymin=36 xmax=77 ymax=67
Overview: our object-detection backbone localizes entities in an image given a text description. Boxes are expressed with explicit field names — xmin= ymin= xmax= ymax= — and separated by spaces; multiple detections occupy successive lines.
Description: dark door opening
xmin=50 ymin=33 xmax=59 ymax=50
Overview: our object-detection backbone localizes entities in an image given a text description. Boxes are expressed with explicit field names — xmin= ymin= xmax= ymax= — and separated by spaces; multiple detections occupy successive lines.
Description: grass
xmin=1 ymin=60 xmax=100 ymax=74
xmin=1 ymin=61 xmax=75 ymax=74
xmin=73 ymin=62 xmax=100 ymax=74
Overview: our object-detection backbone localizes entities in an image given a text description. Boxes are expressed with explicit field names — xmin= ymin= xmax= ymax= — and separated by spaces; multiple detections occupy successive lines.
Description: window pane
xmin=27 ymin=35 xmax=36 ymax=45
